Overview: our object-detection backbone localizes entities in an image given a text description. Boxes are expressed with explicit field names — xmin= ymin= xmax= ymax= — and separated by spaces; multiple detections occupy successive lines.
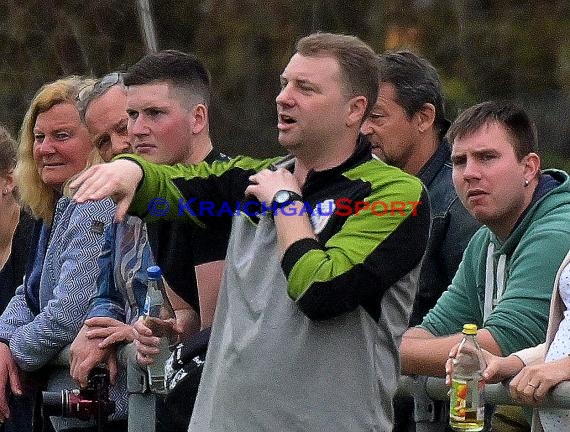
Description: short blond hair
xmin=296 ymin=32 xmax=378 ymax=120
xmin=15 ymin=76 xmax=95 ymax=224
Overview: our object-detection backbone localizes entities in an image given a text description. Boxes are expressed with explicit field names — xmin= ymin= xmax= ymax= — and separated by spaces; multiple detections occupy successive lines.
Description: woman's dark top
xmin=0 ymin=210 xmax=34 ymax=313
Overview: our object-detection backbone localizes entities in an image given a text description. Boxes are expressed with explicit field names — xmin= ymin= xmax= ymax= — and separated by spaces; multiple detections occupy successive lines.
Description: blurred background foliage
xmin=0 ymin=0 xmax=569 ymax=169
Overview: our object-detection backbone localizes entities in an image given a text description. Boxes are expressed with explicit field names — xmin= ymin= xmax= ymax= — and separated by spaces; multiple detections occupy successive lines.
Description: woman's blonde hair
xmin=15 ymin=75 xmax=95 ymax=224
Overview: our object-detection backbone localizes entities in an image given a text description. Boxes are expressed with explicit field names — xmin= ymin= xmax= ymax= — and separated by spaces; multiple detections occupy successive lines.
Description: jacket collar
xmin=417 ymin=139 xmax=450 ymax=187
xmin=302 ymin=134 xmax=371 ymax=197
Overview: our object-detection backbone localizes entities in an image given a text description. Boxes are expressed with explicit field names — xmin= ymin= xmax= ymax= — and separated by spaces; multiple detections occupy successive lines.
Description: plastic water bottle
xmin=449 ymin=323 xmax=486 ymax=431
xmin=143 ymin=265 xmax=176 ymax=393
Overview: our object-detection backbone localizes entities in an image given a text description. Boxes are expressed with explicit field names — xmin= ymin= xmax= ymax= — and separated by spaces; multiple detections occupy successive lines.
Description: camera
xmin=41 ymin=364 xmax=116 ymax=422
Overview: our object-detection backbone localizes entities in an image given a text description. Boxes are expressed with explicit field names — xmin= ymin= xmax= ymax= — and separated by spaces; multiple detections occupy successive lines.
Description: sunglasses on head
xmin=77 ymin=71 xmax=122 ymax=104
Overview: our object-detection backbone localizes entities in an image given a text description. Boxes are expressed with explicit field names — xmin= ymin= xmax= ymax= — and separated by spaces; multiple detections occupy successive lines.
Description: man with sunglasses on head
xmin=77 ymin=72 xmax=132 ymax=162
xmin=69 ymin=52 xmax=230 ymax=432
xmin=46 ymin=71 xmax=136 ymax=432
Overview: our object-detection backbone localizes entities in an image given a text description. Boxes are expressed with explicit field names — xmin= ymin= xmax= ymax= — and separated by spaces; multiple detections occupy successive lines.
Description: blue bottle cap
xmin=147 ymin=265 xmax=162 ymax=280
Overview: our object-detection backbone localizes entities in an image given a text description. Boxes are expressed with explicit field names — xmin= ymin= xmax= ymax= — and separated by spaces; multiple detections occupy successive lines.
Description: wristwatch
xmin=271 ymin=189 xmax=303 ymax=210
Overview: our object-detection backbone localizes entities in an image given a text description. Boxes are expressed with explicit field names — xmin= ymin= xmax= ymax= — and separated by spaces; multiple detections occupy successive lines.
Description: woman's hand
xmin=0 ymin=344 xmax=21 ymax=423
xmin=510 ymin=357 xmax=570 ymax=405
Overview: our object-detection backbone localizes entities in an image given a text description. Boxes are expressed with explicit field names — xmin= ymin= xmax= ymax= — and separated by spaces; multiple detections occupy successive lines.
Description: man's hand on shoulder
xmin=69 ymin=159 xmax=142 ymax=221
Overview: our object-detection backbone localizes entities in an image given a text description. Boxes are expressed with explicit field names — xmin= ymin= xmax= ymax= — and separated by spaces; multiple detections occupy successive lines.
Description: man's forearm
xmin=166 ymin=285 xmax=201 ymax=338
xmin=195 ymin=260 xmax=225 ymax=329
xmin=400 ymin=329 xmax=462 ymax=377
xmin=400 ymin=328 xmax=502 ymax=377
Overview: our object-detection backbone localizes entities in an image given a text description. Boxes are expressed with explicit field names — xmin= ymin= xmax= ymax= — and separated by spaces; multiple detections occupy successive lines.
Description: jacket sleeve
xmin=0 ymin=284 xmax=35 ymax=343
xmin=116 ymin=154 xmax=275 ymax=224
xmin=85 ymin=224 xmax=126 ymax=321
xmin=8 ymin=199 xmax=115 ymax=370
xmin=484 ymin=218 xmax=570 ymax=355
xmin=512 ymin=343 xmax=546 ymax=366
xmin=282 ymin=173 xmax=431 ymax=321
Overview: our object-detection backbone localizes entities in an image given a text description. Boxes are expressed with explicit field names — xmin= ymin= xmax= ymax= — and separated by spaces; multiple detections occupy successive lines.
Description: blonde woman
xmin=0 ymin=76 xmax=119 ymax=432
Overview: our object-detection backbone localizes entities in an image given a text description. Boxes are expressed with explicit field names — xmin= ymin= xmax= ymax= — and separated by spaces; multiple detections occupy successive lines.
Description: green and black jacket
xmin=118 ymin=137 xmax=430 ymax=322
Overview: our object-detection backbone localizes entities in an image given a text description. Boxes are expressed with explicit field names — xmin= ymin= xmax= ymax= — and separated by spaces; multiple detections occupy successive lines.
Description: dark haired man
xmin=121 ymin=50 xmax=230 ymax=324
xmin=69 ymin=51 xmax=230 ymax=431
xmin=361 ymin=50 xmax=481 ymax=432
xmin=400 ymin=101 xmax=570 ymax=430
xmin=362 ymin=51 xmax=480 ymax=328
xmin=71 ymin=33 xmax=431 ymax=430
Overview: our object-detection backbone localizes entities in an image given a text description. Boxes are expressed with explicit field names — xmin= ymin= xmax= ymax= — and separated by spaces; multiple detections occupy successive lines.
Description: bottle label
xmin=450 ymin=378 xmax=468 ymax=421
xmin=450 ymin=377 xmax=484 ymax=421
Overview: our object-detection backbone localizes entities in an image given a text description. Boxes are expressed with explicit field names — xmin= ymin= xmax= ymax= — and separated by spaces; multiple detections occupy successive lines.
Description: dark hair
xmin=296 ymin=32 xmax=378 ymax=120
xmin=78 ymin=72 xmax=125 ymax=122
xmin=0 ymin=125 xmax=16 ymax=175
xmin=123 ymin=49 xmax=211 ymax=107
xmin=447 ymin=101 xmax=538 ymax=160
xmin=377 ymin=50 xmax=448 ymax=138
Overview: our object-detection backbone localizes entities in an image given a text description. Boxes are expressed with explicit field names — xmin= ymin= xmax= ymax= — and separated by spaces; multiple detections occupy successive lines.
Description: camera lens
xmin=41 ymin=391 xmax=65 ymax=417
xmin=40 ymin=365 xmax=115 ymax=422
